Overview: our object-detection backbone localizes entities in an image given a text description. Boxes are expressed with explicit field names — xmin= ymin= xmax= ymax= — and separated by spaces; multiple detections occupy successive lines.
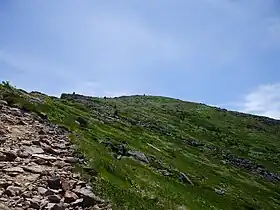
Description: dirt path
xmin=0 ymin=100 xmax=111 ymax=210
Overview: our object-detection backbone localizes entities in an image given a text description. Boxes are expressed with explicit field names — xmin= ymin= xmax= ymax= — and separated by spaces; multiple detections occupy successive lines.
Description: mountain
xmin=0 ymin=82 xmax=279 ymax=210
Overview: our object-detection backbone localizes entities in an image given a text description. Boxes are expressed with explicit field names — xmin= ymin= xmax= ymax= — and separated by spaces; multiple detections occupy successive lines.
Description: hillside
xmin=0 ymin=82 xmax=279 ymax=210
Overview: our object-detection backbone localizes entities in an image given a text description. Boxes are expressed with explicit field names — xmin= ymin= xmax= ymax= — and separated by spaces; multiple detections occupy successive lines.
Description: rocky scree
xmin=0 ymin=100 xmax=111 ymax=210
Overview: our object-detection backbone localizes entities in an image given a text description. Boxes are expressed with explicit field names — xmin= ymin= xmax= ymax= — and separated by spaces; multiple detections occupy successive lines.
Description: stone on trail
xmin=24 ymin=146 xmax=44 ymax=154
xmin=48 ymin=176 xmax=61 ymax=190
xmin=64 ymin=190 xmax=78 ymax=203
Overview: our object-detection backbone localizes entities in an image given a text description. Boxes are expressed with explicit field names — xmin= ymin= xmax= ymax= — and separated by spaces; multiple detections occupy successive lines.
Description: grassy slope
xmin=0 ymin=83 xmax=280 ymax=210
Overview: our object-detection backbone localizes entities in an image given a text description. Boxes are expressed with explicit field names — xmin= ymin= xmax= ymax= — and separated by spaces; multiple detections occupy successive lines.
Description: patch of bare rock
xmin=0 ymin=101 xmax=111 ymax=209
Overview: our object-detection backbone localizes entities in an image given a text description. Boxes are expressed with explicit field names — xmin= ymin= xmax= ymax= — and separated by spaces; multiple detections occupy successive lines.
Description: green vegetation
xmin=1 ymin=82 xmax=280 ymax=210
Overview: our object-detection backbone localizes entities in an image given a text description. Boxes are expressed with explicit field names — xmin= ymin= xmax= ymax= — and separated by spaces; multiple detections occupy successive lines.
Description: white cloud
xmin=237 ymin=83 xmax=280 ymax=119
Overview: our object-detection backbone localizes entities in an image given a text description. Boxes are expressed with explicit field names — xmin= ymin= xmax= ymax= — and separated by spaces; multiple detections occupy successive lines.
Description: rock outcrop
xmin=0 ymin=101 xmax=111 ymax=209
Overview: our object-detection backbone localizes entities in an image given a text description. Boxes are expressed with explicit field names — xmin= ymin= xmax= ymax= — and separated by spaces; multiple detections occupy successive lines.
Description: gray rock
xmin=24 ymin=146 xmax=44 ymax=154
xmin=4 ymin=167 xmax=24 ymax=173
xmin=74 ymin=187 xmax=103 ymax=207
xmin=38 ymin=187 xmax=48 ymax=195
xmin=23 ymin=165 xmax=46 ymax=174
xmin=127 ymin=150 xmax=149 ymax=164
xmin=32 ymin=153 xmax=57 ymax=161
xmin=215 ymin=188 xmax=225 ymax=195
xmin=63 ymin=157 xmax=79 ymax=164
xmin=64 ymin=190 xmax=78 ymax=203
xmin=17 ymin=150 xmax=29 ymax=158
xmin=40 ymin=143 xmax=62 ymax=155
xmin=71 ymin=198 xmax=83 ymax=206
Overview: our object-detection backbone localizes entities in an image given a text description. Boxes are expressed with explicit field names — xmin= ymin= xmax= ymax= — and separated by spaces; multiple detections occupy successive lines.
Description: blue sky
xmin=0 ymin=0 xmax=280 ymax=118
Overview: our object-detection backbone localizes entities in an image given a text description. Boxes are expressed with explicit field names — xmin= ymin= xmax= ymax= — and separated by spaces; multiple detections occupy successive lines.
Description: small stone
xmin=54 ymin=161 xmax=69 ymax=168
xmin=46 ymin=203 xmax=56 ymax=209
xmin=64 ymin=157 xmax=79 ymax=163
xmin=32 ymin=153 xmax=57 ymax=161
xmin=64 ymin=190 xmax=78 ymax=203
xmin=71 ymin=198 xmax=83 ymax=206
xmin=4 ymin=167 xmax=24 ymax=173
xmin=38 ymin=187 xmax=48 ymax=195
xmin=127 ymin=150 xmax=149 ymax=164
xmin=74 ymin=187 xmax=103 ymax=207
xmin=17 ymin=150 xmax=29 ymax=158
xmin=21 ymin=141 xmax=31 ymax=146
xmin=215 ymin=188 xmax=225 ymax=195
xmin=24 ymin=146 xmax=44 ymax=154
xmin=14 ymin=182 xmax=21 ymax=187
xmin=23 ymin=200 xmax=31 ymax=207
xmin=40 ymin=142 xmax=61 ymax=155
xmin=0 ymin=100 xmax=8 ymax=105
xmin=72 ymin=173 xmax=80 ymax=179
xmin=48 ymin=194 xmax=61 ymax=203
xmin=48 ymin=176 xmax=61 ymax=189
xmin=22 ymin=191 xmax=33 ymax=198
xmin=61 ymin=179 xmax=71 ymax=191
xmin=23 ymin=165 xmax=46 ymax=174
xmin=29 ymin=198 xmax=41 ymax=209
xmin=40 ymin=198 xmax=49 ymax=208
xmin=76 ymin=181 xmax=86 ymax=188
xmin=93 ymin=204 xmax=101 ymax=210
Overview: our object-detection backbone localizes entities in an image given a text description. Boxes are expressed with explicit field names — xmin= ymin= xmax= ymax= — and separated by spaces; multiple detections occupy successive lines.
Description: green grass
xmin=1 ymin=84 xmax=280 ymax=210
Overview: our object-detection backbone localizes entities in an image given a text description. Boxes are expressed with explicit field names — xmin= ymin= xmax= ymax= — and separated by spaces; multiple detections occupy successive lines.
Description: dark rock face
xmin=0 ymin=102 xmax=111 ymax=210
xmin=223 ymin=154 xmax=280 ymax=182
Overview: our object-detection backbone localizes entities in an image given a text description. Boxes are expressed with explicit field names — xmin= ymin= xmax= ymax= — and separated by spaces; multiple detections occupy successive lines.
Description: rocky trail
xmin=0 ymin=100 xmax=111 ymax=210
